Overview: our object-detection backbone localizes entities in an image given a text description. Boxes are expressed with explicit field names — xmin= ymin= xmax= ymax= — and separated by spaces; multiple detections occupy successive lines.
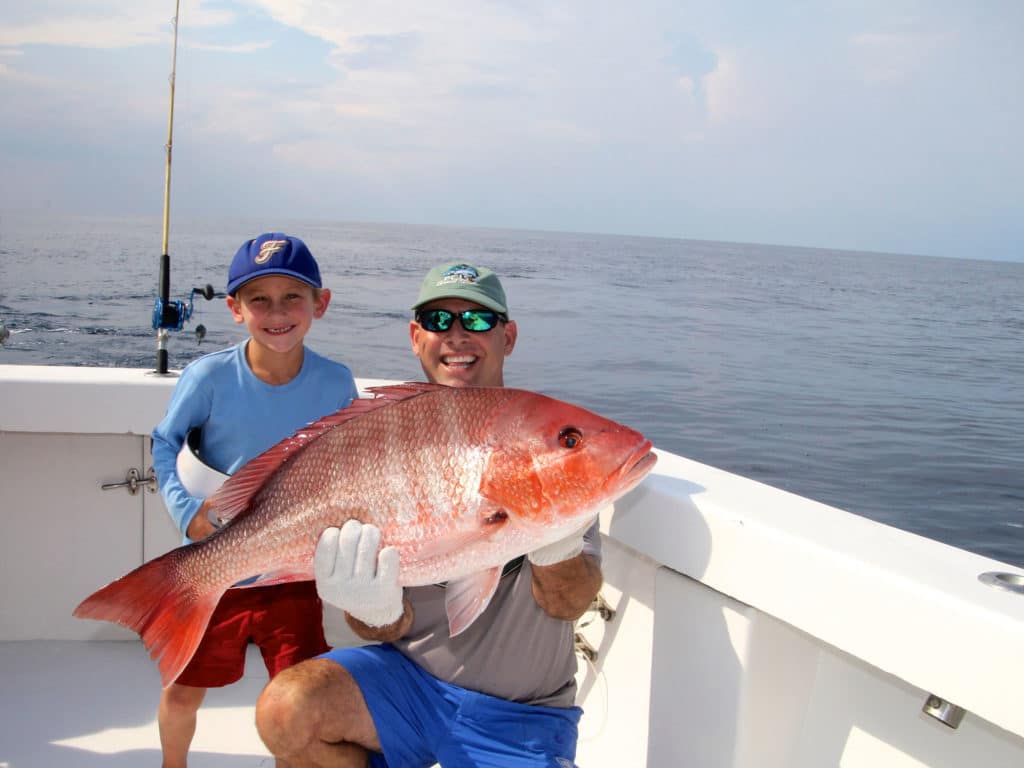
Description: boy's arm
xmin=151 ymin=373 xmax=212 ymax=540
xmin=152 ymin=430 xmax=203 ymax=536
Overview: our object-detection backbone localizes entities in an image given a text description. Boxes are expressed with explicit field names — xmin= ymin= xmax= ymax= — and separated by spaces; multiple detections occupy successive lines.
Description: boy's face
xmin=409 ymin=298 xmax=517 ymax=388
xmin=227 ymin=275 xmax=330 ymax=355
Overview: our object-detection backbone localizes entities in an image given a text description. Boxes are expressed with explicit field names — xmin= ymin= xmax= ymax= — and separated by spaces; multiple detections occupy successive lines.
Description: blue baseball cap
xmin=226 ymin=233 xmax=322 ymax=295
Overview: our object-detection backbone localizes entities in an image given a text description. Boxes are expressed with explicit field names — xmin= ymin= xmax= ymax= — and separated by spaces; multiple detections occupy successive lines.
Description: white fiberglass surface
xmin=0 ymin=641 xmax=272 ymax=767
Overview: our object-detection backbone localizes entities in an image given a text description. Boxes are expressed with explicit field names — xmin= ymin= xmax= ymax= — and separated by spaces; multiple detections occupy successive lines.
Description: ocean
xmin=2 ymin=212 xmax=1022 ymax=568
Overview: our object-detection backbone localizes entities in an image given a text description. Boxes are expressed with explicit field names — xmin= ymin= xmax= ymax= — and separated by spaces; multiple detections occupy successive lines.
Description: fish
xmin=74 ymin=382 xmax=657 ymax=687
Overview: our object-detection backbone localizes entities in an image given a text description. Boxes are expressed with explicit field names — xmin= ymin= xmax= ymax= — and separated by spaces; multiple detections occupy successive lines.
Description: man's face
xmin=409 ymin=298 xmax=517 ymax=387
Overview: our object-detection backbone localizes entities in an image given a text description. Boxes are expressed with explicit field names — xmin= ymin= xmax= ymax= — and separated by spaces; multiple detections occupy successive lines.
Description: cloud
xmin=0 ymin=1 xmax=1021 ymax=259
xmin=246 ymin=0 xmax=536 ymax=70
xmin=0 ymin=2 xmax=236 ymax=50
xmin=187 ymin=40 xmax=274 ymax=54
xmin=850 ymin=28 xmax=952 ymax=83
xmin=702 ymin=48 xmax=744 ymax=126
xmin=0 ymin=13 xmax=163 ymax=50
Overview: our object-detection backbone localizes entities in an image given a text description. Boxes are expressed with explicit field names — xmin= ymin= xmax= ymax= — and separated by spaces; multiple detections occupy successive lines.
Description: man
xmin=256 ymin=262 xmax=603 ymax=767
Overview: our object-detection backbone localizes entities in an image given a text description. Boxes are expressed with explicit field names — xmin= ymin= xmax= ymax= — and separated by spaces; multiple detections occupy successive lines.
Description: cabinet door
xmin=0 ymin=432 xmax=144 ymax=640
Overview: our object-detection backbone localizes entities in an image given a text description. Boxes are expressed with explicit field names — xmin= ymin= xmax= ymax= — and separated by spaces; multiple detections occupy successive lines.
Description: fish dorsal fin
xmin=364 ymin=381 xmax=447 ymax=400
xmin=209 ymin=382 xmax=444 ymax=522
xmin=445 ymin=567 xmax=504 ymax=637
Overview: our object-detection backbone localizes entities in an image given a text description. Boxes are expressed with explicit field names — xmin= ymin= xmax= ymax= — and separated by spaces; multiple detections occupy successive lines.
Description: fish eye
xmin=558 ymin=427 xmax=583 ymax=449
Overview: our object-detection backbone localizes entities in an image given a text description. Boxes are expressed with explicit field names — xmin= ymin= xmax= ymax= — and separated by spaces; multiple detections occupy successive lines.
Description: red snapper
xmin=74 ymin=383 xmax=657 ymax=687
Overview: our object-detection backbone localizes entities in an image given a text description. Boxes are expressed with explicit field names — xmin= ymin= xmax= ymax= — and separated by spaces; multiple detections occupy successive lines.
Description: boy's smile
xmin=227 ymin=274 xmax=332 ymax=383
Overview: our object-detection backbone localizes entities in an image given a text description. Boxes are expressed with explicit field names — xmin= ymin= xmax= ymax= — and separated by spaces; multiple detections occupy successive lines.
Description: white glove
xmin=527 ymin=520 xmax=594 ymax=567
xmin=314 ymin=520 xmax=404 ymax=627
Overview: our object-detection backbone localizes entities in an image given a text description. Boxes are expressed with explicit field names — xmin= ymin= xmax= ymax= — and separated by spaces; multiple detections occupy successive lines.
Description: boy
xmin=151 ymin=232 xmax=357 ymax=768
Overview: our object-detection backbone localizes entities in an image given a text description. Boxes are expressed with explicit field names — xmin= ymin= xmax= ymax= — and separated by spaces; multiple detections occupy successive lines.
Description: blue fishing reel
xmin=152 ymin=251 xmax=221 ymax=373
xmin=152 ymin=284 xmax=218 ymax=342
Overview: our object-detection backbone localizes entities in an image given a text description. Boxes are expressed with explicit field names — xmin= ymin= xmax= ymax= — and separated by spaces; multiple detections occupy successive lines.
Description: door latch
xmin=101 ymin=467 xmax=157 ymax=495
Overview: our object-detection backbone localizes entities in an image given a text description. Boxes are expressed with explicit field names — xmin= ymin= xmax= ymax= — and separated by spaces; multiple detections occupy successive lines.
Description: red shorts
xmin=175 ymin=580 xmax=329 ymax=688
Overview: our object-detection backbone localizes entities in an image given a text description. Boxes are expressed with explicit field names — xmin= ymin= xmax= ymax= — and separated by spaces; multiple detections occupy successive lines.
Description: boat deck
xmin=0 ymin=640 xmax=272 ymax=767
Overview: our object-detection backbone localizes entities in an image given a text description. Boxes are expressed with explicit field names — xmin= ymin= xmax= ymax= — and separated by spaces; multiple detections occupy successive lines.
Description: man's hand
xmin=527 ymin=520 xmax=593 ymax=567
xmin=528 ymin=519 xmax=602 ymax=620
xmin=314 ymin=520 xmax=404 ymax=627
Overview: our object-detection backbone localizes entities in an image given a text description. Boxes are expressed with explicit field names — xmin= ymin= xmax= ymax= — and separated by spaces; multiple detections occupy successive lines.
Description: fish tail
xmin=73 ymin=549 xmax=222 ymax=688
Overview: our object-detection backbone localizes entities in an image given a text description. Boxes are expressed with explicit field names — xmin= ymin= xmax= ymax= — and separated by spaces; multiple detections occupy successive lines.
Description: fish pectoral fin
xmin=413 ymin=516 xmax=509 ymax=562
xmin=445 ymin=567 xmax=503 ymax=637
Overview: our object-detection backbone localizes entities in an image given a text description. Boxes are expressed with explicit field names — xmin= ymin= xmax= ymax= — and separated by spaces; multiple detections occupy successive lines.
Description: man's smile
xmin=441 ymin=354 xmax=477 ymax=369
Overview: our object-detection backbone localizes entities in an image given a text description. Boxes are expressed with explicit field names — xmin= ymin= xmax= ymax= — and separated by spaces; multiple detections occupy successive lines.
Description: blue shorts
xmin=319 ymin=644 xmax=581 ymax=768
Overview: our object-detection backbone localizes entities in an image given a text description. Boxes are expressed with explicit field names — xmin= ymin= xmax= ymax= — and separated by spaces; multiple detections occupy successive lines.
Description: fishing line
xmin=574 ymin=603 xmax=610 ymax=742
xmin=575 ymin=643 xmax=609 ymax=742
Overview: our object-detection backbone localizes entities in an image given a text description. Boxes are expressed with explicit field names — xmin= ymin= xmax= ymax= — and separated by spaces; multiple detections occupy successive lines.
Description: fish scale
xmin=74 ymin=382 xmax=656 ymax=687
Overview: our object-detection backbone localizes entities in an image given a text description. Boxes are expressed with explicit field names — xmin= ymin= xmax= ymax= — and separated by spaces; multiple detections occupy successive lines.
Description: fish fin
xmin=208 ymin=384 xmax=446 ymax=524
xmin=411 ymin=527 xmax=498 ymax=564
xmin=445 ymin=567 xmax=503 ymax=637
xmin=73 ymin=548 xmax=223 ymax=688
xmin=364 ymin=381 xmax=447 ymax=400
xmin=409 ymin=507 xmax=511 ymax=562
xmin=233 ymin=570 xmax=310 ymax=588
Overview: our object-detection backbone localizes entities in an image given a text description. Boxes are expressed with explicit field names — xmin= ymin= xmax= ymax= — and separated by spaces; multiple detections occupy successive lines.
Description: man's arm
xmin=527 ymin=518 xmax=603 ymax=620
xmin=530 ymin=553 xmax=603 ymax=621
xmin=344 ymin=596 xmax=414 ymax=642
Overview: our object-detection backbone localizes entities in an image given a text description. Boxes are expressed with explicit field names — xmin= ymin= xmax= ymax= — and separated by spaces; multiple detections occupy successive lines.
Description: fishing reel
xmin=152 ymin=284 xmax=220 ymax=343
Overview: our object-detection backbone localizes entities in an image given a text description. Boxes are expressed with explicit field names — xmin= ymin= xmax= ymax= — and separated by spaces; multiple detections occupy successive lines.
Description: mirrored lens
xmin=417 ymin=309 xmax=502 ymax=333
xmin=461 ymin=310 xmax=499 ymax=331
xmin=418 ymin=309 xmax=454 ymax=331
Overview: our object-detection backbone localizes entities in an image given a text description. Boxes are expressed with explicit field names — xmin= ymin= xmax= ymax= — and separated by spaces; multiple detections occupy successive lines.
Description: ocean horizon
xmin=2 ymin=211 xmax=1022 ymax=568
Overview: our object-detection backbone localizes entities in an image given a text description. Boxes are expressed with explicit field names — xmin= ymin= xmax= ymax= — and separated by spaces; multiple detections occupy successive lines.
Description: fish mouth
xmin=617 ymin=440 xmax=657 ymax=492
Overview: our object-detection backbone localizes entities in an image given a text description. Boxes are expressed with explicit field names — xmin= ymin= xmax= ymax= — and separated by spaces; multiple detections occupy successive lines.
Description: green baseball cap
xmin=412 ymin=262 xmax=509 ymax=315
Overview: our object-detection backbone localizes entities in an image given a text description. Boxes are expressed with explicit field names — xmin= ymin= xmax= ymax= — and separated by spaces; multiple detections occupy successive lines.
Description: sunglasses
xmin=415 ymin=308 xmax=506 ymax=333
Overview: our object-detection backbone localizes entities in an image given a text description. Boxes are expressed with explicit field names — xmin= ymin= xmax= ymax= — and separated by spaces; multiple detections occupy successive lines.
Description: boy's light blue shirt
xmin=151 ymin=341 xmax=357 ymax=542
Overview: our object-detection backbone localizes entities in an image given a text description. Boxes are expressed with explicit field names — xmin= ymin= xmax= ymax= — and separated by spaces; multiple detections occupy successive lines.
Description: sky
xmin=1 ymin=1 xmax=1022 ymax=262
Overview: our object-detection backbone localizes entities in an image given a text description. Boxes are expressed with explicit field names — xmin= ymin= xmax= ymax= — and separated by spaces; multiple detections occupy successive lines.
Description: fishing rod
xmin=152 ymin=0 xmax=215 ymax=374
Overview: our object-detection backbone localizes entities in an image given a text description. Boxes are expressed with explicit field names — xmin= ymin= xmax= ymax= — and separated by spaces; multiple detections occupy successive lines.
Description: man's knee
xmin=257 ymin=666 xmax=308 ymax=749
xmin=257 ymin=656 xmax=379 ymax=762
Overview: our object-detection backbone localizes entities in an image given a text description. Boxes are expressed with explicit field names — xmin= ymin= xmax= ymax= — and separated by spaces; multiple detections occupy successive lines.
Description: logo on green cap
xmin=436 ymin=264 xmax=480 ymax=286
